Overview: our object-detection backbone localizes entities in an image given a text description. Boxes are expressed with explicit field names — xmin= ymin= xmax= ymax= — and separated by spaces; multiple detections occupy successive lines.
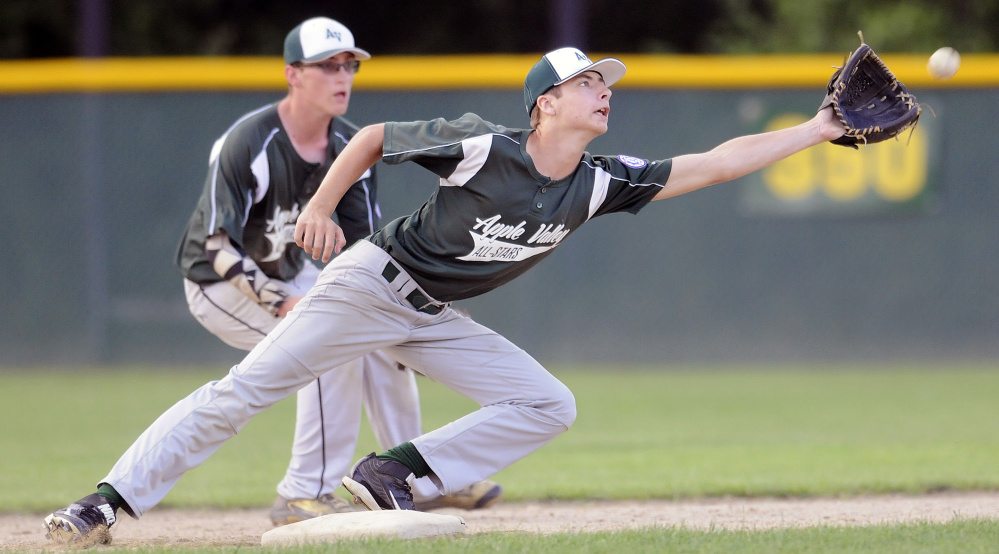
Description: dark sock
xmin=376 ymin=442 xmax=432 ymax=478
xmin=96 ymin=483 xmax=123 ymax=511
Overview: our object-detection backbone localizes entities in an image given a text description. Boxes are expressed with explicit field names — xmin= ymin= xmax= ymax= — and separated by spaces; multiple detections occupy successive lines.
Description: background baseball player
xmin=43 ymin=46 xmax=850 ymax=543
xmin=172 ymin=17 xmax=500 ymax=527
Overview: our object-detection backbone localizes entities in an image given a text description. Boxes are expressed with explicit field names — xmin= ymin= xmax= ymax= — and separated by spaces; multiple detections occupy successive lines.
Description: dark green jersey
xmin=176 ymin=104 xmax=379 ymax=284
xmin=369 ymin=112 xmax=671 ymax=302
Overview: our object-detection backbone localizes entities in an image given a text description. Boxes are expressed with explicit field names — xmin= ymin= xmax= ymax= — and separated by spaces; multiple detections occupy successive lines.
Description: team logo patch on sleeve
xmin=618 ymin=155 xmax=647 ymax=168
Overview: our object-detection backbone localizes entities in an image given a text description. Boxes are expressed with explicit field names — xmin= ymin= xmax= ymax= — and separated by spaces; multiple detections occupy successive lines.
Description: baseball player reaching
xmin=44 ymin=46 xmax=846 ymax=542
xmin=172 ymin=17 xmax=499 ymax=526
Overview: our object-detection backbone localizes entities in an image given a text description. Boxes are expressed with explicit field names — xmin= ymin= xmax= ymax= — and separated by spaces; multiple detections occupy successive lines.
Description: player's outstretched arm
xmin=652 ymin=107 xmax=844 ymax=201
xmin=295 ymin=123 xmax=385 ymax=263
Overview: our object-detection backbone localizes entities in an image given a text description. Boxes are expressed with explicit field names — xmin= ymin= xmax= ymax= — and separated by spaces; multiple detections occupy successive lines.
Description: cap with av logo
xmin=284 ymin=17 xmax=371 ymax=65
xmin=523 ymin=47 xmax=626 ymax=116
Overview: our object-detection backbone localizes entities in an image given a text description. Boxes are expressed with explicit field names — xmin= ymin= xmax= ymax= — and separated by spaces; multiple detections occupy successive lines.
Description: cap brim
xmin=554 ymin=57 xmax=626 ymax=88
xmin=301 ymin=47 xmax=372 ymax=62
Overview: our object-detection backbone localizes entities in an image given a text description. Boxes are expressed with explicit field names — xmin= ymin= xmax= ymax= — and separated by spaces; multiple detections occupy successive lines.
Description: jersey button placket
xmin=531 ymin=184 xmax=548 ymax=215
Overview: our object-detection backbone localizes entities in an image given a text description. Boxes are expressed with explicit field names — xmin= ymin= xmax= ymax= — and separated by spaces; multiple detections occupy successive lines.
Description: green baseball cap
xmin=284 ymin=17 xmax=371 ymax=64
xmin=524 ymin=47 xmax=626 ymax=116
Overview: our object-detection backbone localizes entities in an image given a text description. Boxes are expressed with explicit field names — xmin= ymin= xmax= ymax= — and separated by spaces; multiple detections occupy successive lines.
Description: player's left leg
xmin=382 ymin=312 xmax=575 ymax=496
xmin=359 ymin=351 xmax=503 ymax=510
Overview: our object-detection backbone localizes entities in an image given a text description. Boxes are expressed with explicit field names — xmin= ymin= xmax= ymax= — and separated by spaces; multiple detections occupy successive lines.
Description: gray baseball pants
xmin=104 ymin=240 xmax=576 ymax=517
xmin=182 ymin=266 xmax=440 ymax=502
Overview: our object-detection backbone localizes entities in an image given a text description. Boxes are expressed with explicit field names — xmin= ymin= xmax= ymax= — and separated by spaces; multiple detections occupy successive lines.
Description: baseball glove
xmin=819 ymin=32 xmax=921 ymax=149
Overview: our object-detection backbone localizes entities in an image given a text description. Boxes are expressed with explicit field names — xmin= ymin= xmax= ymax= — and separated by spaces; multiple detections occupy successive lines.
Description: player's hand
xmin=295 ymin=206 xmax=346 ymax=263
xmin=277 ymin=296 xmax=303 ymax=318
xmin=815 ymin=106 xmax=846 ymax=142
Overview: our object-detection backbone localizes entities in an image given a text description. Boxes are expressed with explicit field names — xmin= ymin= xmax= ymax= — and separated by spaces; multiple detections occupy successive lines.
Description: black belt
xmin=381 ymin=262 xmax=444 ymax=315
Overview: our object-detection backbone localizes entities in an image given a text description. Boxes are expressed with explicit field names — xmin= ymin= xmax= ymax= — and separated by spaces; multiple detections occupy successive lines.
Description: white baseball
xmin=927 ymin=47 xmax=960 ymax=80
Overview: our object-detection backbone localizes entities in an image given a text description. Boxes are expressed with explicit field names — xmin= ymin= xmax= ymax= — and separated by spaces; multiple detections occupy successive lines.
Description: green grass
xmin=2 ymin=364 xmax=999 ymax=511
xmin=341 ymin=520 xmax=999 ymax=554
xmin=2 ymin=363 xmax=998 ymax=551
xmin=538 ymin=364 xmax=999 ymax=499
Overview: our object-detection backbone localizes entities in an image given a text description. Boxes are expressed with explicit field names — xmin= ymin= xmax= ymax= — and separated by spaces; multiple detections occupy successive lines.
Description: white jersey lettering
xmin=471 ymin=215 xmax=527 ymax=242
xmin=527 ymin=223 xmax=570 ymax=245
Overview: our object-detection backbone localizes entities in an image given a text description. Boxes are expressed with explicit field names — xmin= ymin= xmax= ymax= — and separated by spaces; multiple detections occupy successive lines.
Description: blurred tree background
xmin=1 ymin=0 xmax=997 ymax=59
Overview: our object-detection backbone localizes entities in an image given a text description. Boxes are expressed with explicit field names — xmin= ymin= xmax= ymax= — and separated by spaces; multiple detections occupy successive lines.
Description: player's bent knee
xmin=540 ymin=384 xmax=577 ymax=431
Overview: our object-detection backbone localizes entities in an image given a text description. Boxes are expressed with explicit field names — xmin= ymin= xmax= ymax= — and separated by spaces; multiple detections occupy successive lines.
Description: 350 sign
xmin=760 ymin=114 xmax=929 ymax=206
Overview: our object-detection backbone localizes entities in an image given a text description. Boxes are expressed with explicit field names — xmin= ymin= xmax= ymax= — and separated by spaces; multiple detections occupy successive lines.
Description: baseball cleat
xmin=269 ymin=492 xmax=363 ymax=526
xmin=415 ymin=480 xmax=504 ymax=511
xmin=43 ymin=493 xmax=117 ymax=545
xmin=341 ymin=452 xmax=415 ymax=510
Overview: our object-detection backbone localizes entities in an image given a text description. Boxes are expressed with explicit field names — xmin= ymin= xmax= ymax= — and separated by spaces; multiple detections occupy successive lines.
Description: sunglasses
xmin=295 ymin=60 xmax=361 ymax=74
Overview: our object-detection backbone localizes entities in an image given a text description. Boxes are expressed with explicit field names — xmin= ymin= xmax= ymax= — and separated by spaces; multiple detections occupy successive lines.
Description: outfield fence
xmin=2 ymin=55 xmax=997 ymax=365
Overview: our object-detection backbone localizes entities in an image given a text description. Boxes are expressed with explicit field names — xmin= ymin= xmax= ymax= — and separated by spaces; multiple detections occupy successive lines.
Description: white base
xmin=260 ymin=510 xmax=466 ymax=546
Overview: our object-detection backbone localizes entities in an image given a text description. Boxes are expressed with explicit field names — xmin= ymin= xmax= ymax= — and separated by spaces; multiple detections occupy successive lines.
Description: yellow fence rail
xmin=2 ymin=53 xmax=998 ymax=93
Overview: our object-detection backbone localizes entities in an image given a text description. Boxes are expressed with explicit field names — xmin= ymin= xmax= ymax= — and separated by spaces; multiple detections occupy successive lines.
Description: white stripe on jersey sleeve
xmin=208 ymin=158 xmax=221 ymax=232
xmin=208 ymin=104 xmax=271 ymax=165
xmin=207 ymin=103 xmax=274 ymax=233
xmin=208 ymin=136 xmax=225 ymax=165
xmin=588 ymin=167 xmax=612 ymax=220
xmin=250 ymin=127 xmax=280 ymax=205
xmin=443 ymin=134 xmax=493 ymax=187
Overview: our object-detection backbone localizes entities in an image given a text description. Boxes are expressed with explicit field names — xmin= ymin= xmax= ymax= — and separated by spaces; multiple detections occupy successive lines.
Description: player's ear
xmin=285 ymin=64 xmax=301 ymax=88
xmin=537 ymin=94 xmax=556 ymax=116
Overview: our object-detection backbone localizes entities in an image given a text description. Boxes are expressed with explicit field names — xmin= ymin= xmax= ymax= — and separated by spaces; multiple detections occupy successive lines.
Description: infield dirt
xmin=4 ymin=492 xmax=998 ymax=551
